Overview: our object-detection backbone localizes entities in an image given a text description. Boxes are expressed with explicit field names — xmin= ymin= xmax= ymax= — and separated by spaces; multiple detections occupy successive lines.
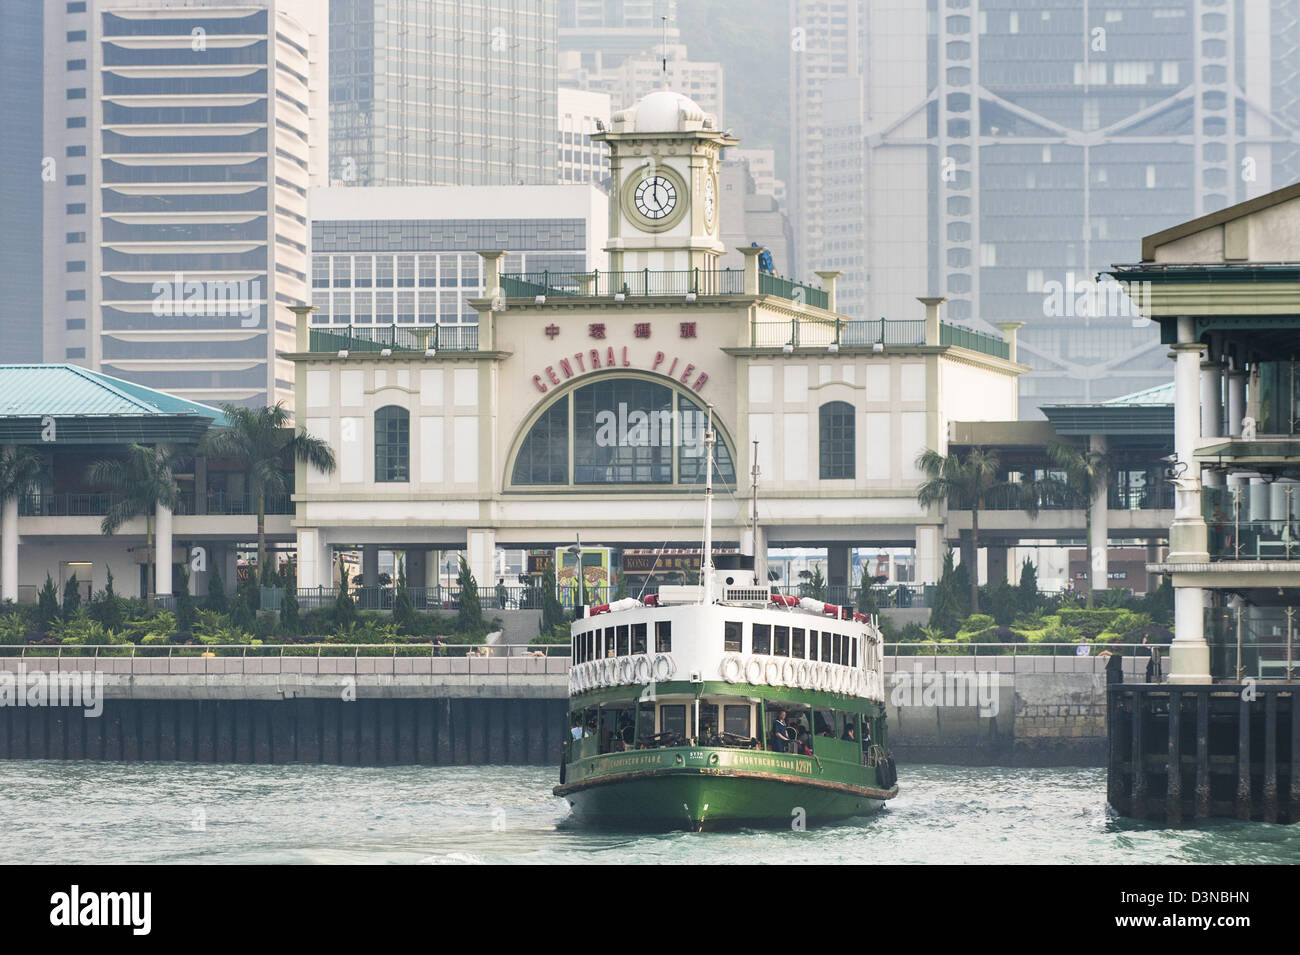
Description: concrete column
xmin=919 ymin=296 xmax=946 ymax=346
xmin=1145 ymin=539 xmax=1160 ymax=594
xmin=288 ymin=304 xmax=316 ymax=353
xmin=1201 ymin=358 xmax=1223 ymax=438
xmin=425 ymin=548 xmax=440 ymax=589
xmin=1168 ymin=318 xmax=1210 ymax=683
xmin=827 ymin=546 xmax=852 ymax=590
xmin=466 ymin=528 xmax=497 ymax=594
xmin=1089 ymin=434 xmax=1109 ymax=594
xmin=154 ymin=498 xmax=173 ymax=597
xmin=914 ymin=524 xmax=941 ymax=586
xmin=406 ymin=550 xmax=425 ymax=590
xmin=295 ymin=528 xmax=332 ymax=590
xmin=814 ymin=270 xmax=842 ymax=313
xmin=987 ymin=544 xmax=1010 ymax=586
xmin=361 ymin=544 xmax=380 ymax=588
xmin=1 ymin=493 xmax=17 ymax=604
xmin=1227 ymin=367 xmax=1247 ymax=437
xmin=994 ymin=321 xmax=1025 ymax=363
xmin=737 ymin=247 xmax=763 ymax=296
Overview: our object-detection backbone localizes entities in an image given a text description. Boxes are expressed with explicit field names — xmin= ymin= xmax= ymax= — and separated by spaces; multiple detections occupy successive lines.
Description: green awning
xmin=1196 ymin=439 xmax=1300 ymax=462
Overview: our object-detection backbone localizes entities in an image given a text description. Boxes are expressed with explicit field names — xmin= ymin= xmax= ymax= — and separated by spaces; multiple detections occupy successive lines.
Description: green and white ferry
xmin=554 ymin=418 xmax=898 ymax=831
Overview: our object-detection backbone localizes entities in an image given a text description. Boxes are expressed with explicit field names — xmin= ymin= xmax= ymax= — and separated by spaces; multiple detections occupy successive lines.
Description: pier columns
xmin=154 ymin=497 xmax=173 ymax=598
xmin=361 ymin=545 xmax=379 ymax=587
xmin=1 ymin=486 xmax=17 ymax=604
xmin=296 ymin=528 xmax=332 ymax=590
xmin=914 ymin=524 xmax=941 ymax=586
xmin=1168 ymin=318 xmax=1211 ymax=683
xmin=986 ymin=544 xmax=1009 ymax=586
xmin=466 ymin=528 xmax=496 ymax=595
xmin=1089 ymin=435 xmax=1109 ymax=595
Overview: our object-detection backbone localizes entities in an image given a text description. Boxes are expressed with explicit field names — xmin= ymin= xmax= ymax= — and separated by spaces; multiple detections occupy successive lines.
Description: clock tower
xmin=593 ymin=90 xmax=738 ymax=274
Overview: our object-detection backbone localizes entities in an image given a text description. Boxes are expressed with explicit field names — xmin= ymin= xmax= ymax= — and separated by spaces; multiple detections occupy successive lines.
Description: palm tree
xmin=86 ymin=444 xmax=182 ymax=608
xmin=1041 ymin=440 xmax=1113 ymax=608
xmin=0 ymin=447 xmax=43 ymax=601
xmin=199 ymin=403 xmax=336 ymax=579
xmin=915 ymin=447 xmax=1039 ymax=613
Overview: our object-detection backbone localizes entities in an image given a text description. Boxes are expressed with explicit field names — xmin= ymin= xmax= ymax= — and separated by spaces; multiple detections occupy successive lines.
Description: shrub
xmin=392 ymin=569 xmax=417 ymax=635
xmin=205 ymin=565 xmax=228 ymax=613
xmin=929 ymin=549 xmax=964 ymax=637
xmin=37 ymin=575 xmax=60 ymax=633
xmin=988 ymin=581 xmax=1017 ymax=627
xmin=174 ymin=566 xmax=196 ymax=632
xmin=1056 ymin=608 xmax=1126 ymax=639
xmin=279 ymin=586 xmax=300 ymax=637
xmin=332 ymin=564 xmax=357 ymax=630
xmin=456 ymin=556 xmax=483 ymax=634
xmin=1016 ymin=558 xmax=1040 ymax=614
xmin=88 ymin=568 xmax=128 ymax=632
xmin=61 ymin=574 xmax=82 ymax=619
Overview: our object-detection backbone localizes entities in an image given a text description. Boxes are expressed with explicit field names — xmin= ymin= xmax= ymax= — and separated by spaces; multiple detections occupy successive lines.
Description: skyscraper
xmin=41 ymin=0 xmax=327 ymax=409
xmin=1 ymin=1 xmax=44 ymax=362
xmin=794 ymin=0 xmax=1300 ymax=417
xmin=329 ymin=0 xmax=558 ymax=186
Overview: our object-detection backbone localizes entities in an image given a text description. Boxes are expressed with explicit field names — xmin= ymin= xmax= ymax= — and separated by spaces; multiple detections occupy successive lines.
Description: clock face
xmin=634 ymin=175 xmax=678 ymax=220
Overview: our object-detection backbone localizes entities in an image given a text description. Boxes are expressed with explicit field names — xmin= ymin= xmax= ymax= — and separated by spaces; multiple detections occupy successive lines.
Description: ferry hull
xmin=556 ymin=767 xmax=894 ymax=832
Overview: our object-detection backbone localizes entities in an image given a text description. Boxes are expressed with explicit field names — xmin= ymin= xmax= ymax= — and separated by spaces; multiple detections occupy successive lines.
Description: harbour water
xmin=2 ymin=761 xmax=1297 ymax=865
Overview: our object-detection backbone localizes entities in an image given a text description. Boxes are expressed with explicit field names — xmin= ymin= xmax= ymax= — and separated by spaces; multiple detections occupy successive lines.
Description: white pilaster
xmin=1 ymin=494 xmax=17 ymax=604
xmin=466 ymin=528 xmax=497 ymax=593
xmin=1089 ymin=434 xmax=1109 ymax=594
xmin=915 ymin=524 xmax=941 ymax=586
xmin=154 ymin=498 xmax=173 ymax=597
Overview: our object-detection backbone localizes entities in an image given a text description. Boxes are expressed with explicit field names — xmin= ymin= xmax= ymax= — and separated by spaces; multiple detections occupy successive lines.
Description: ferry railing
xmin=0 ymin=643 xmax=571 ymax=677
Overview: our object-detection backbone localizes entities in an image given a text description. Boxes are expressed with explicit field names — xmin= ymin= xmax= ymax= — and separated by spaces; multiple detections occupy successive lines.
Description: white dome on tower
xmin=610 ymin=89 xmax=716 ymax=134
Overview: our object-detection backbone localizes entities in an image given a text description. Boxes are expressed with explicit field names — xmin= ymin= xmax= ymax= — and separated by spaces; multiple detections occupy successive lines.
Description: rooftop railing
xmin=749 ymin=316 xmax=1009 ymax=357
xmin=498 ymin=268 xmax=828 ymax=309
xmin=308 ymin=323 xmax=479 ymax=353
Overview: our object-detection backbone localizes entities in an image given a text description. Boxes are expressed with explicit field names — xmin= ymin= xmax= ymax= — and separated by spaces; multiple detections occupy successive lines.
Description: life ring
xmin=816 ymin=663 xmax=830 ymax=693
xmin=781 ymin=659 xmax=797 ymax=686
xmin=796 ymin=661 xmax=811 ymax=690
xmin=599 ymin=659 xmax=612 ymax=686
xmin=619 ymin=657 xmax=634 ymax=684
xmin=830 ymin=667 xmax=844 ymax=695
xmin=634 ymin=656 xmax=652 ymax=684
xmin=765 ymin=659 xmax=781 ymax=686
xmin=652 ymin=654 xmax=674 ymax=681
xmin=744 ymin=657 xmax=763 ymax=685
xmin=720 ymin=654 xmax=742 ymax=684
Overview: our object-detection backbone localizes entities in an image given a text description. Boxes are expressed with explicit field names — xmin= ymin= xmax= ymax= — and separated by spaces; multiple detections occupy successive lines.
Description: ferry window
xmin=814 ymin=709 xmax=835 ymax=737
xmin=793 ymin=628 xmax=806 ymax=658
xmin=832 ymin=635 xmax=843 ymax=665
xmin=821 ymin=631 xmax=832 ymax=661
xmin=604 ymin=627 xmax=615 ymax=658
xmin=752 ymin=624 xmax=771 ymax=655
xmin=660 ymin=704 xmax=687 ymax=737
xmin=809 ymin=630 xmax=819 ymax=661
xmin=775 ymin=625 xmax=790 ymax=656
xmin=851 ymin=637 xmax=857 ymax=667
xmin=724 ymin=621 xmax=743 ymax=652
xmin=696 ymin=703 xmax=719 ymax=738
xmin=839 ymin=634 xmax=849 ymax=665
xmin=632 ymin=623 xmax=647 ymax=654
xmin=724 ymin=705 xmax=751 ymax=737
xmin=616 ymin=625 xmax=629 ymax=656
xmin=586 ymin=630 xmax=594 ymax=662
xmin=655 ymin=620 xmax=672 ymax=652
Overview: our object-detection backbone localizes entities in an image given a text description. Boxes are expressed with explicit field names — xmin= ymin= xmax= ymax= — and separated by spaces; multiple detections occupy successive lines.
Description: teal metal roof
xmin=0 ymin=364 xmax=229 ymax=445
xmin=0 ymin=365 xmax=228 ymax=421
xmin=1103 ymin=381 xmax=1174 ymax=406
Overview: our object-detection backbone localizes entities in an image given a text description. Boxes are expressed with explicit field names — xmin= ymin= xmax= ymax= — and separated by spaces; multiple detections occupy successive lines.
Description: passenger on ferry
xmin=841 ymin=723 xmax=856 ymax=742
xmin=770 ymin=710 xmax=793 ymax=753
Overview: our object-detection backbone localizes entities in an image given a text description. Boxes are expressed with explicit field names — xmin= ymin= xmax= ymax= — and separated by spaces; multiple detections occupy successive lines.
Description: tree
xmin=174 ymin=565 xmax=196 ymax=633
xmin=540 ymin=563 xmax=566 ymax=634
xmin=0 ymin=446 xmax=42 ymax=549
xmin=86 ymin=443 xmax=182 ymax=608
xmin=929 ymin=549 xmax=965 ymax=637
xmin=1041 ymin=441 xmax=1114 ymax=608
xmin=205 ymin=565 xmax=228 ymax=613
xmin=915 ymin=447 xmax=1038 ymax=613
xmin=199 ymin=403 xmax=336 ymax=584
xmin=456 ymin=555 xmax=483 ymax=634
xmin=807 ymin=564 xmax=827 ymax=601
xmin=392 ymin=566 xmax=417 ymax=635
xmin=37 ymin=574 xmax=60 ymax=633
xmin=62 ymin=574 xmax=81 ymax=619
xmin=1017 ymin=557 xmax=1040 ymax=615
xmin=333 ymin=559 xmax=357 ymax=630
xmin=855 ymin=568 xmax=880 ymax=616
xmin=90 ymin=567 xmax=127 ymax=632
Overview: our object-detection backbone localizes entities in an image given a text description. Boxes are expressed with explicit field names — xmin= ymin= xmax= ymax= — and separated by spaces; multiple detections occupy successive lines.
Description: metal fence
xmin=308 ymin=323 xmax=479 ymax=353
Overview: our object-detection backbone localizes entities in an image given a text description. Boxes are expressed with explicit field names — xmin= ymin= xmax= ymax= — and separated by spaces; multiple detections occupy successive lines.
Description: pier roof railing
xmin=498 ymin=268 xmax=830 ymax=310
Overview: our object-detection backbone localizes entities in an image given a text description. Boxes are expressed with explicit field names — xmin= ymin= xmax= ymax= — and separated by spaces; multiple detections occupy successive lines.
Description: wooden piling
xmin=1236 ymin=695 xmax=1252 ymax=821
xmin=1264 ymin=692 xmax=1278 ymax=823
xmin=1166 ymin=690 xmax=1182 ymax=824
xmin=1194 ymin=689 xmax=1210 ymax=819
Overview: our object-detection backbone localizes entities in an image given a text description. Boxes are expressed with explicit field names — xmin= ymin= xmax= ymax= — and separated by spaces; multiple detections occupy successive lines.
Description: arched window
xmin=374 ymin=405 xmax=409 ymax=482
xmin=819 ymin=401 xmax=856 ymax=480
xmin=509 ymin=376 xmax=736 ymax=488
